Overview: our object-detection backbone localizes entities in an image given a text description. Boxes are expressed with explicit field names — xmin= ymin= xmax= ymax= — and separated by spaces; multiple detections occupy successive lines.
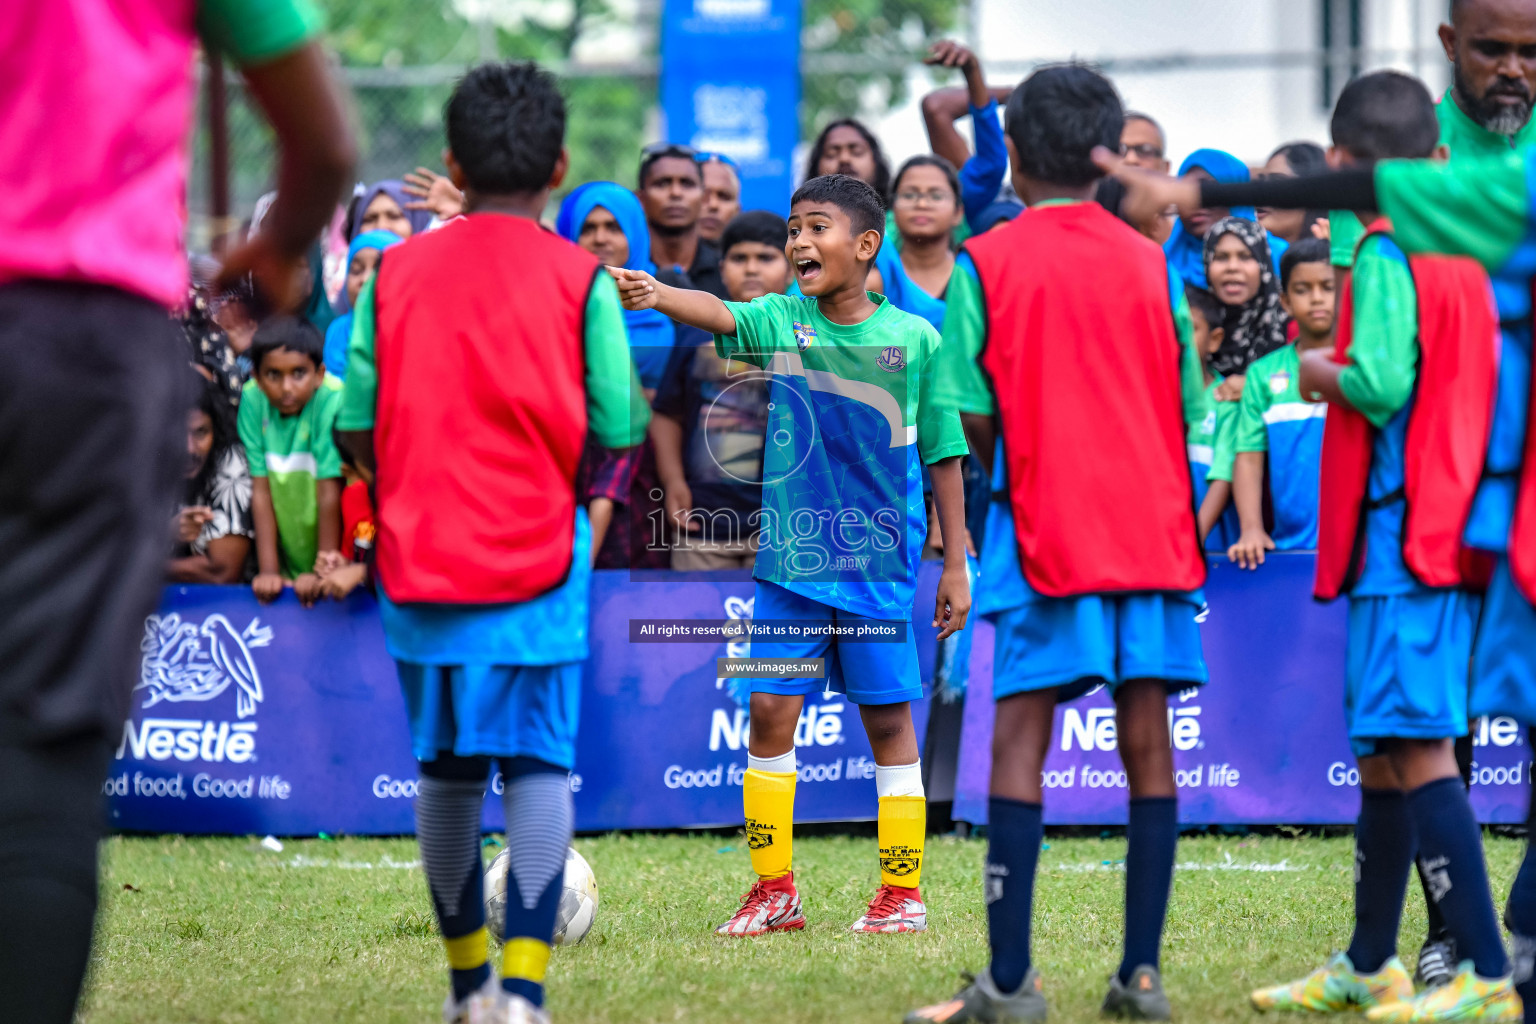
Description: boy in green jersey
xmin=237 ymin=315 xmax=343 ymax=606
xmin=1228 ymin=241 xmax=1337 ymax=569
xmin=612 ymin=173 xmax=972 ymax=938
xmin=1247 ymin=71 xmax=1517 ymax=1024
xmin=1099 ymin=104 xmax=1536 ymax=1024
xmin=1184 ymin=284 xmax=1238 ymax=548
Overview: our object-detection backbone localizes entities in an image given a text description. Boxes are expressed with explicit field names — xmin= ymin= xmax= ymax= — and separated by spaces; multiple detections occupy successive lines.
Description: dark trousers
xmin=0 ymin=281 xmax=187 ymax=1024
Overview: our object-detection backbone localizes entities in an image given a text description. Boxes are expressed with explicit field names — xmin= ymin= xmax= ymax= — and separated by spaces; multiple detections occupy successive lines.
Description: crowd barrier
xmin=110 ymin=556 xmax=1531 ymax=835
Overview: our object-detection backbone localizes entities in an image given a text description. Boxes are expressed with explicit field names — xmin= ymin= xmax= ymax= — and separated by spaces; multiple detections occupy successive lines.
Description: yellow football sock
xmin=878 ymin=794 xmax=926 ymax=888
xmin=443 ymin=925 xmax=490 ymax=972
xmin=501 ymin=936 xmax=551 ymax=985
xmin=743 ymin=767 xmax=796 ymax=879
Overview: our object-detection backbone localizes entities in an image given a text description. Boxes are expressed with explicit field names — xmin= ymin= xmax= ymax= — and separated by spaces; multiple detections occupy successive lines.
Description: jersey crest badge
xmin=792 ymin=321 xmax=816 ymax=352
xmin=876 ymin=346 xmax=906 ymax=372
xmin=1269 ymin=369 xmax=1291 ymax=395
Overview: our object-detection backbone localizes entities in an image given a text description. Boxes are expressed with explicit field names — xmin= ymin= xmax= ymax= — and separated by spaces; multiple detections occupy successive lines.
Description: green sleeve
xmin=312 ymin=385 xmax=343 ymax=479
xmin=1234 ymin=364 xmax=1271 ymax=453
xmin=237 ymin=382 xmax=268 ymax=477
xmin=1337 ymin=236 xmax=1420 ymax=429
xmin=1329 ymin=211 xmax=1365 ymax=268
xmin=585 ymin=274 xmax=651 ymax=448
xmin=933 ymin=259 xmax=994 ymax=415
xmin=336 ymin=277 xmax=378 ymax=432
xmin=1376 ymin=155 xmax=1531 ymax=270
xmin=915 ymin=324 xmax=970 ymax=465
xmin=1208 ymin=400 xmax=1240 ymax=482
xmin=1172 ymin=284 xmax=1206 ymax=430
xmin=197 ymin=0 xmax=323 ymax=66
xmin=713 ymin=294 xmax=787 ymax=366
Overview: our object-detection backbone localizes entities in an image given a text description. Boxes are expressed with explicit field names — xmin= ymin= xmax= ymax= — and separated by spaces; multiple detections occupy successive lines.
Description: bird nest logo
xmin=717 ymin=595 xmax=755 ymax=707
xmin=137 ymin=613 xmax=272 ymax=719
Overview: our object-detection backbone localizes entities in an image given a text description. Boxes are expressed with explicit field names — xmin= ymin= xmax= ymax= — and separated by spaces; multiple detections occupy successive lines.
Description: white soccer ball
xmin=484 ymin=845 xmax=599 ymax=946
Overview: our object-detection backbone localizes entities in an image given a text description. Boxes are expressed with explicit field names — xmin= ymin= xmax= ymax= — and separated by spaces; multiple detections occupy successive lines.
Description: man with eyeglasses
xmin=637 ymin=143 xmax=729 ymax=299
xmin=1120 ymin=113 xmax=1174 ymax=242
xmin=1120 ymin=112 xmax=1169 ymax=174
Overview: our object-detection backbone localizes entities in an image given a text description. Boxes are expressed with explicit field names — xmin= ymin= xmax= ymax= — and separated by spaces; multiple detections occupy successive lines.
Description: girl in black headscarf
xmin=1202 ymin=216 xmax=1290 ymax=378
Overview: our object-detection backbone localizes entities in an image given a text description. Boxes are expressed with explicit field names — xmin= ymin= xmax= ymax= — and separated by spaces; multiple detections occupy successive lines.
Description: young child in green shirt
xmin=1228 ymin=239 xmax=1337 ymax=568
xmin=236 ymin=315 xmax=343 ymax=605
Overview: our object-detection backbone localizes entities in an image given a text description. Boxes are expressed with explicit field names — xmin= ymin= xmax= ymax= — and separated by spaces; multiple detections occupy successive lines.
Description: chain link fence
xmin=186 ymin=0 xmax=659 ymax=250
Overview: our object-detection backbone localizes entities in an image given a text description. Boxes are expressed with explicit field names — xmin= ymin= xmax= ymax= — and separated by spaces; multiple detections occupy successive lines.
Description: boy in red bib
xmin=906 ymin=65 xmax=1208 ymax=1024
xmin=1248 ymin=71 xmax=1518 ymax=1024
xmin=337 ymin=63 xmax=647 ymax=1024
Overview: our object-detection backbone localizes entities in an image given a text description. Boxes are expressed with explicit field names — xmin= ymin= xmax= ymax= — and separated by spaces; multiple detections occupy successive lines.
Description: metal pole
xmin=207 ymin=49 xmax=232 ymax=245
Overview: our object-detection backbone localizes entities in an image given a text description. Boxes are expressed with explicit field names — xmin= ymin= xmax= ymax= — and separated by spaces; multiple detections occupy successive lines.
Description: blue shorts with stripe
xmin=1470 ymin=555 xmax=1536 ymax=725
xmin=989 ymin=592 xmax=1208 ymax=703
xmin=745 ymin=580 xmax=923 ymax=706
xmin=1344 ymin=590 xmax=1477 ymax=759
xmin=396 ymin=661 xmax=581 ymax=768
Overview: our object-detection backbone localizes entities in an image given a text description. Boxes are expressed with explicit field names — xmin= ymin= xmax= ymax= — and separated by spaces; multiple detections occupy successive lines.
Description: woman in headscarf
xmin=346 ymin=179 xmax=435 ymax=241
xmin=557 ymin=181 xmax=684 ymax=569
xmin=322 ymin=230 xmax=402 ymax=379
xmin=1163 ymin=148 xmax=1289 ymax=288
xmin=556 ymin=181 xmax=680 ymax=394
xmin=1203 ymin=216 xmax=1290 ymax=378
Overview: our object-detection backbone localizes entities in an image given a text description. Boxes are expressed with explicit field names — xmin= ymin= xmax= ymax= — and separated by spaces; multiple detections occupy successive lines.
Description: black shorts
xmin=0 ymin=281 xmax=189 ymax=745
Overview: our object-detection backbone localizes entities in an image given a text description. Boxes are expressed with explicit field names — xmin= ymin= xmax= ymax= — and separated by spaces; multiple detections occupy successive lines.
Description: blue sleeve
xmin=961 ymin=101 xmax=1008 ymax=229
xmin=1267 ymin=232 xmax=1289 ymax=278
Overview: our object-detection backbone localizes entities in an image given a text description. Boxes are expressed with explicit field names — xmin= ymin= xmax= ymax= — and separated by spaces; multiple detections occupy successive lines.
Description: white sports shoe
xmin=443 ymin=977 xmax=500 ymax=1024
xmin=467 ymin=989 xmax=551 ymax=1024
xmin=850 ymin=884 xmax=928 ymax=933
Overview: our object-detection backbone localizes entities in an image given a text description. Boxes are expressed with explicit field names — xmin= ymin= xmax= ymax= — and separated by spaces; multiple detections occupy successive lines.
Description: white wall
xmin=870 ymin=0 xmax=1453 ymax=172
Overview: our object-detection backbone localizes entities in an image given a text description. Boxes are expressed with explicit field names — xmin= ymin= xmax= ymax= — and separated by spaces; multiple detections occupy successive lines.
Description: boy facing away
xmin=1226 ymin=241 xmax=1337 ymax=569
xmin=236 ymin=315 xmax=343 ymax=606
xmin=611 ymin=174 xmax=972 ymax=937
xmin=1251 ymin=71 xmax=1518 ymax=1024
xmin=1102 ymin=80 xmax=1536 ymax=1024
xmin=337 ymin=62 xmax=648 ymax=1024
xmin=905 ymin=64 xmax=1209 ymax=1024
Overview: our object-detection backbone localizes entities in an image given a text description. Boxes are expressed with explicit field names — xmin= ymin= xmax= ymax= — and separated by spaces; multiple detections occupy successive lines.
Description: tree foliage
xmin=800 ymin=0 xmax=964 ymax=138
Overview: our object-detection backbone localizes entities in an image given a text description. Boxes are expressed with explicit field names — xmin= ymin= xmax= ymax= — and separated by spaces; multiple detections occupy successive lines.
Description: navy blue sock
xmin=1407 ymin=777 xmax=1509 ymax=978
xmin=498 ymin=758 xmax=574 ymax=1008
xmin=1119 ymin=796 xmax=1178 ymax=984
xmin=1345 ymin=788 xmax=1414 ymax=974
xmin=986 ymin=798 xmax=1043 ymax=994
xmin=415 ymin=766 xmax=493 ymax=1003
xmin=1505 ymin=786 xmax=1536 ymax=1009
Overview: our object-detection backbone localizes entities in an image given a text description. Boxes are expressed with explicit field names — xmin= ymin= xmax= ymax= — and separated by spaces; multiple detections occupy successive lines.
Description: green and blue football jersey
xmin=1376 ymin=153 xmax=1535 ymax=554
xmin=1235 ymin=344 xmax=1327 ymax=550
xmin=716 ymin=292 xmax=967 ymax=621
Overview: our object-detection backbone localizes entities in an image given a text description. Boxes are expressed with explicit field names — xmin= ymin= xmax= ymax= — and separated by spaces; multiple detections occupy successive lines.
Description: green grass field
xmin=78 ymin=830 xmax=1526 ymax=1024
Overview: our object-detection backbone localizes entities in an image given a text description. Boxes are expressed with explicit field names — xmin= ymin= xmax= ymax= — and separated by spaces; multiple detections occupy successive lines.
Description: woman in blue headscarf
xmin=346 ymin=180 xmax=435 ymax=241
xmin=556 ymin=181 xmax=679 ymax=393
xmin=1163 ymin=148 xmax=1288 ymax=288
xmin=322 ymin=230 xmax=402 ymax=379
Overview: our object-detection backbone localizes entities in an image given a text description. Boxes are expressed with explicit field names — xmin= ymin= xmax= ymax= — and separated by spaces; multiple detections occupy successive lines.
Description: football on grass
xmin=485 ymin=846 xmax=599 ymax=946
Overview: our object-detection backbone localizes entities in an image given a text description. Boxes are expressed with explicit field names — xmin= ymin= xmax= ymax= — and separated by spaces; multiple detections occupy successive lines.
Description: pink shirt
xmin=0 ymin=1 xmax=200 ymax=308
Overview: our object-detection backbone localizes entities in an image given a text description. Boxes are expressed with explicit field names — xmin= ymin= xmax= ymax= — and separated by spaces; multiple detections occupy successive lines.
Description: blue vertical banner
xmin=660 ymin=0 xmax=801 ymax=213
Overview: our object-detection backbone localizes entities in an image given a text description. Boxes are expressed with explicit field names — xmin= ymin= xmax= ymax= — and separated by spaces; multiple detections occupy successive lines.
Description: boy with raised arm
xmin=611 ymin=173 xmax=972 ymax=937
xmin=1101 ymin=121 xmax=1535 ymax=1024
xmin=1247 ymin=71 xmax=1517 ymax=1024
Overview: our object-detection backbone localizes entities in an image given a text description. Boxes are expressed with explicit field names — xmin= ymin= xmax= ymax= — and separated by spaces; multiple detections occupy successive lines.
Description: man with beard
xmin=638 ymin=144 xmax=728 ymax=298
xmin=1438 ymin=0 xmax=1536 ymax=155
xmin=1331 ymin=0 xmax=1536 ymax=269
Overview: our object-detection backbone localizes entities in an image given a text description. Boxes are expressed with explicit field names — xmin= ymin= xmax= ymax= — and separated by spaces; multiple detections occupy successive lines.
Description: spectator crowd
xmin=170 ymin=39 xmax=1340 ymax=604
